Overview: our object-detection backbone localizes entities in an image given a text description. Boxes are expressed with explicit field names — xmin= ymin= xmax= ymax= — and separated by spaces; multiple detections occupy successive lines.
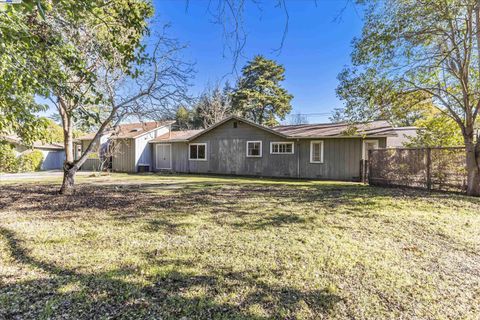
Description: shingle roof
xmin=150 ymin=130 xmax=204 ymax=143
xmin=1 ymin=135 xmax=64 ymax=150
xmin=77 ymin=121 xmax=174 ymax=140
xmin=272 ymin=120 xmax=396 ymax=138
xmin=148 ymin=117 xmax=396 ymax=143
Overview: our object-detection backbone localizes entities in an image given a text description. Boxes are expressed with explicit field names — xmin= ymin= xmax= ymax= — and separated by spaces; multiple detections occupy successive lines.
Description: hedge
xmin=17 ymin=150 xmax=44 ymax=172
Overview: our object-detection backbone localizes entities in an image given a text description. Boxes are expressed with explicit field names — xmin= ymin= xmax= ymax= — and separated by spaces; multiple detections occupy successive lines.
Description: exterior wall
xmin=10 ymin=142 xmax=65 ymax=170
xmin=152 ymin=118 xmax=387 ymax=181
xmin=76 ymin=140 xmax=102 ymax=171
xmin=187 ymin=120 xmax=297 ymax=177
xmin=298 ymin=138 xmax=385 ymax=180
xmin=81 ymin=159 xmax=102 ymax=171
xmin=76 ymin=126 xmax=169 ymax=173
xmin=112 ymin=138 xmax=136 ymax=172
xmin=152 ymin=142 xmax=189 ymax=172
xmin=135 ymin=126 xmax=169 ymax=171
xmin=39 ymin=149 xmax=65 ymax=170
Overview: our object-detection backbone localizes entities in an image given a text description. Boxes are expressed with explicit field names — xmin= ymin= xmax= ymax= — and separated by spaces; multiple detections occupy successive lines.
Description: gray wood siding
xmin=299 ymin=139 xmax=361 ymax=180
xmin=136 ymin=126 xmax=170 ymax=168
xmin=77 ymin=140 xmax=102 ymax=171
xmin=152 ymin=119 xmax=387 ymax=180
xmin=152 ymin=142 xmax=189 ymax=172
xmin=81 ymin=159 xmax=102 ymax=171
xmin=188 ymin=119 xmax=297 ymax=177
xmin=112 ymin=139 xmax=136 ymax=172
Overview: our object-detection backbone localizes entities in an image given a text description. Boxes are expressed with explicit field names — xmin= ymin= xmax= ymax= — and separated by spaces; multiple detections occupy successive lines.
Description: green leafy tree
xmin=232 ymin=55 xmax=293 ymax=126
xmin=1 ymin=2 xmax=191 ymax=194
xmin=175 ymin=106 xmax=190 ymax=129
xmin=17 ymin=150 xmax=43 ymax=172
xmin=406 ymin=112 xmax=464 ymax=148
xmin=337 ymin=0 xmax=480 ymax=196
xmin=43 ymin=119 xmax=64 ymax=143
xmin=0 ymin=142 xmax=18 ymax=173
xmin=334 ymin=68 xmax=435 ymax=126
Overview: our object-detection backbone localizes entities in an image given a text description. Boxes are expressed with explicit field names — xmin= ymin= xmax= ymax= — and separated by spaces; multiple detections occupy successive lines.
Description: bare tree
xmin=286 ymin=114 xmax=309 ymax=125
xmin=52 ymin=31 xmax=193 ymax=194
xmin=195 ymin=84 xmax=232 ymax=128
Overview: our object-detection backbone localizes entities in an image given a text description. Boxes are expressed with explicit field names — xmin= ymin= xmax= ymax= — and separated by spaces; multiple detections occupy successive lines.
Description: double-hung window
xmin=246 ymin=141 xmax=262 ymax=157
xmin=189 ymin=143 xmax=207 ymax=160
xmin=310 ymin=141 xmax=324 ymax=163
xmin=270 ymin=142 xmax=294 ymax=154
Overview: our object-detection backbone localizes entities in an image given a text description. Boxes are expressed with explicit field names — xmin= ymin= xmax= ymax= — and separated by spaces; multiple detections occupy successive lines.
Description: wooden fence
xmin=368 ymin=147 xmax=467 ymax=193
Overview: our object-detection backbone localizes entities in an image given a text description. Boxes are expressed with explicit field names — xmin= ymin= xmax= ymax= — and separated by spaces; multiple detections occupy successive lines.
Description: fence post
xmin=426 ymin=148 xmax=432 ymax=191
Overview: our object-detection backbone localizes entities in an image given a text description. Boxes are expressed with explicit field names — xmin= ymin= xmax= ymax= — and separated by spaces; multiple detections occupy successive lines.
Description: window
xmin=189 ymin=143 xmax=207 ymax=160
xmin=310 ymin=141 xmax=324 ymax=163
xmin=246 ymin=141 xmax=262 ymax=157
xmin=270 ymin=142 xmax=294 ymax=154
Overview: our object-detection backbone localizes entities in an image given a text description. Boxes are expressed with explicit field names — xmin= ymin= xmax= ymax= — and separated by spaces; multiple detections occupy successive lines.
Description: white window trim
xmin=246 ymin=141 xmax=262 ymax=157
xmin=189 ymin=143 xmax=207 ymax=161
xmin=270 ymin=142 xmax=295 ymax=154
xmin=310 ymin=140 xmax=324 ymax=163
xmin=155 ymin=144 xmax=172 ymax=169
xmin=362 ymin=139 xmax=379 ymax=160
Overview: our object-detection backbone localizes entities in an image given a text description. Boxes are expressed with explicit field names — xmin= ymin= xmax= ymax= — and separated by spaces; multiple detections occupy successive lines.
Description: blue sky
xmin=154 ymin=0 xmax=364 ymax=123
xmin=40 ymin=1 xmax=364 ymax=123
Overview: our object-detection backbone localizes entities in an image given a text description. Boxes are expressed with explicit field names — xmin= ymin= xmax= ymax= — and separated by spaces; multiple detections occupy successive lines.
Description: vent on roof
xmin=130 ymin=128 xmax=141 ymax=132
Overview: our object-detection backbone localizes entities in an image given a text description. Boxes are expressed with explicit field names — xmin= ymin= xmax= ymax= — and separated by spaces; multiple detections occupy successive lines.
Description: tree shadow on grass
xmin=1 ymin=181 xmax=478 ymax=230
xmin=0 ymin=226 xmax=342 ymax=319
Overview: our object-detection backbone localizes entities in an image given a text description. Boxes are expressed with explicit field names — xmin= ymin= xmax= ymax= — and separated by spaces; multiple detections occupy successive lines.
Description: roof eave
xmin=149 ymin=139 xmax=189 ymax=143
xmin=286 ymin=134 xmax=397 ymax=139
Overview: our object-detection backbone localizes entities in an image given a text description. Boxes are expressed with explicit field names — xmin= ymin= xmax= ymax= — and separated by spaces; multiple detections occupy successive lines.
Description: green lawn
xmin=1 ymin=173 xmax=479 ymax=319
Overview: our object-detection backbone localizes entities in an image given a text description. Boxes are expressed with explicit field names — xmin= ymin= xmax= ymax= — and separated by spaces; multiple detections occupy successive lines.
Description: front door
xmin=156 ymin=144 xmax=171 ymax=169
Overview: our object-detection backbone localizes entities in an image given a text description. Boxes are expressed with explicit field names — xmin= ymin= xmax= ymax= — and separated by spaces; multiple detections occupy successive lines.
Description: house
xmin=386 ymin=126 xmax=418 ymax=147
xmin=75 ymin=120 xmax=174 ymax=172
xmin=149 ymin=115 xmax=397 ymax=181
xmin=1 ymin=135 xmax=65 ymax=170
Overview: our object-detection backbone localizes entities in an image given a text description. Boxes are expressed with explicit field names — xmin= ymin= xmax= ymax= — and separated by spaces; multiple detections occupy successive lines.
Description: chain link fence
xmin=368 ymin=147 xmax=467 ymax=193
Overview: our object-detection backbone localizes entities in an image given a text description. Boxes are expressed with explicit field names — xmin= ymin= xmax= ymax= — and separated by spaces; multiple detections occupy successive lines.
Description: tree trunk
xmin=465 ymin=140 xmax=480 ymax=196
xmin=58 ymin=98 xmax=78 ymax=194
xmin=59 ymin=162 xmax=78 ymax=195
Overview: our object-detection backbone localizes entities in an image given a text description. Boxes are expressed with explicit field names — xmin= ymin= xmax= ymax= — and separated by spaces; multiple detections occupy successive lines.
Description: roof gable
xmin=187 ymin=115 xmax=288 ymax=141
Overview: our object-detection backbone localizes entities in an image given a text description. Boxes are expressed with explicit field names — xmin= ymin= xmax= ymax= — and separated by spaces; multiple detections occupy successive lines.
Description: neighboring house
xmin=1 ymin=136 xmax=65 ymax=170
xmin=386 ymin=127 xmax=419 ymax=147
xmin=75 ymin=121 xmax=174 ymax=172
xmin=149 ymin=115 xmax=397 ymax=181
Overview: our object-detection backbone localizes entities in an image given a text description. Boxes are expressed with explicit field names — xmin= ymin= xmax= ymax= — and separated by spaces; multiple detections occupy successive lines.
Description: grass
xmin=0 ymin=173 xmax=479 ymax=319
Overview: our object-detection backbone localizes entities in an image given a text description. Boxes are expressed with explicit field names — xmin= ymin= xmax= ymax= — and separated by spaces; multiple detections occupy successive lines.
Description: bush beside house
xmin=17 ymin=150 xmax=44 ymax=172
xmin=0 ymin=142 xmax=18 ymax=173
xmin=0 ymin=142 xmax=45 ymax=173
